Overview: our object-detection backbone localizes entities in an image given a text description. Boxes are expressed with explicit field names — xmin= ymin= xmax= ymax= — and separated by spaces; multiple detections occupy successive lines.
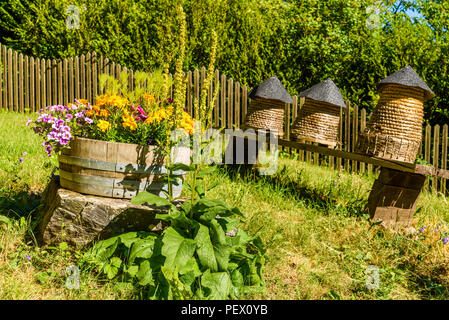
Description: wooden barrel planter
xmin=356 ymin=65 xmax=435 ymax=163
xmin=291 ymin=78 xmax=346 ymax=148
xmin=241 ymin=76 xmax=293 ymax=138
xmin=59 ymin=137 xmax=190 ymax=199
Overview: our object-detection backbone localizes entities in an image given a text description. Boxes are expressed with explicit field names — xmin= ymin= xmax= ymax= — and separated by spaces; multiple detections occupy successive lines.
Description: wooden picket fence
xmin=0 ymin=43 xmax=448 ymax=194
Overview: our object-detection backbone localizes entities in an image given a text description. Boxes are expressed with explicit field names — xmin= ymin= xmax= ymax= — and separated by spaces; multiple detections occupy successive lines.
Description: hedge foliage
xmin=1 ymin=0 xmax=449 ymax=124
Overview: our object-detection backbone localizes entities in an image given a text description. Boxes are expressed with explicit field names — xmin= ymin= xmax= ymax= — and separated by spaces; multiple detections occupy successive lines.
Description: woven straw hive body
xmin=291 ymin=78 xmax=346 ymax=147
xmin=242 ymin=76 xmax=293 ymax=137
xmin=356 ymin=66 xmax=435 ymax=163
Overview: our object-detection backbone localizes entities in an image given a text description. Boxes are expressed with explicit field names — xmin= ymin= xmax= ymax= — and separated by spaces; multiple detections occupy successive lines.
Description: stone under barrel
xmin=241 ymin=76 xmax=293 ymax=137
xmin=356 ymin=65 xmax=435 ymax=163
xmin=291 ymin=78 xmax=346 ymax=148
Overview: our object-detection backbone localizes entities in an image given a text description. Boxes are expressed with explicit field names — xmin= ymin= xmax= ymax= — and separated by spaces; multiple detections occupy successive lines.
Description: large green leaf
xmin=200 ymin=270 xmax=233 ymax=300
xmin=194 ymin=224 xmax=218 ymax=272
xmin=161 ymin=227 xmax=197 ymax=271
xmin=92 ymin=236 xmax=120 ymax=261
xmin=131 ymin=191 xmax=174 ymax=208
xmin=136 ymin=260 xmax=154 ymax=286
xmin=129 ymin=238 xmax=156 ymax=264
xmin=192 ymin=198 xmax=243 ymax=222
xmin=156 ymin=211 xmax=195 ymax=229
xmin=103 ymin=257 xmax=121 ymax=279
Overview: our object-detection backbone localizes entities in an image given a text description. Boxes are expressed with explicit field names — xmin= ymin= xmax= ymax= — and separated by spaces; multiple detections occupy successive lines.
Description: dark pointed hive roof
xmin=248 ymin=76 xmax=293 ymax=104
xmin=376 ymin=65 xmax=435 ymax=102
xmin=299 ymin=78 xmax=346 ymax=108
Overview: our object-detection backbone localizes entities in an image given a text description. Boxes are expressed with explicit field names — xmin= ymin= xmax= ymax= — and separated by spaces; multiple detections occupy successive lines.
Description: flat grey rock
xmin=377 ymin=65 xmax=435 ymax=101
xmin=299 ymin=78 xmax=346 ymax=108
xmin=248 ymin=76 xmax=293 ymax=103
xmin=36 ymin=177 xmax=169 ymax=249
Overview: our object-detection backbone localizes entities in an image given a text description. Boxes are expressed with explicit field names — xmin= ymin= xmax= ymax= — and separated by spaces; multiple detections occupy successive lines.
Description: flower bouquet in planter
xmin=27 ymin=70 xmax=194 ymax=199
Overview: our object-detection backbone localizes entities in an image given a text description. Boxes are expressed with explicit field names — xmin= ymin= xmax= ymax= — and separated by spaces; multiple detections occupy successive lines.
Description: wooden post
xmin=367 ymin=167 xmax=426 ymax=227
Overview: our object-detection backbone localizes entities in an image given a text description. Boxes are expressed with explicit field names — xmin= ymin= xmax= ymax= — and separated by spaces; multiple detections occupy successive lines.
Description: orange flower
xmin=142 ymin=93 xmax=156 ymax=106
xmin=96 ymin=94 xmax=128 ymax=108
xmin=98 ymin=109 xmax=110 ymax=118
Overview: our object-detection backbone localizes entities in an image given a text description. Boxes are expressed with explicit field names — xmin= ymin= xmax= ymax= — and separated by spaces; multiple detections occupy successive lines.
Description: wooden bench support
xmin=367 ymin=167 xmax=426 ymax=227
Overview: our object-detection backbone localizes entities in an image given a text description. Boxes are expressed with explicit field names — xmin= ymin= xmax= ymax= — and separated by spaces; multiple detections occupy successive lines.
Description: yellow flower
xmin=76 ymin=99 xmax=89 ymax=105
xmin=122 ymin=114 xmax=137 ymax=130
xmin=97 ymin=120 xmax=111 ymax=132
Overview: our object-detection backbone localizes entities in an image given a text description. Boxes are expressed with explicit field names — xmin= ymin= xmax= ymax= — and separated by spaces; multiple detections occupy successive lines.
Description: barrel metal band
xmin=59 ymin=154 xmax=186 ymax=175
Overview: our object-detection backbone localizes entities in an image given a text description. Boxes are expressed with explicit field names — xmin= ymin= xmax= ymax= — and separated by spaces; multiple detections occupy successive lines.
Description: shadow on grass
xmin=221 ymin=164 xmax=368 ymax=218
xmin=0 ymin=190 xmax=42 ymax=246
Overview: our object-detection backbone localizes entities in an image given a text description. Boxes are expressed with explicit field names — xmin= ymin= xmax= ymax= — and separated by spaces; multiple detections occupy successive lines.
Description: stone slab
xmin=36 ymin=176 xmax=169 ymax=249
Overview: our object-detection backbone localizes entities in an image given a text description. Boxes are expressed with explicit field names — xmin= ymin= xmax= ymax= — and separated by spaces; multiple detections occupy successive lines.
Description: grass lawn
xmin=1 ymin=110 xmax=449 ymax=299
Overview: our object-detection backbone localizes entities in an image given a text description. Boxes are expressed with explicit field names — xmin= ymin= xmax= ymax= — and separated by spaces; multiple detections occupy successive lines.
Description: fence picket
xmin=234 ymin=81 xmax=240 ymax=128
xmin=433 ymin=125 xmax=440 ymax=192
xmin=214 ymin=69 xmax=220 ymax=127
xmin=1 ymin=45 xmax=5 ymax=109
xmin=75 ymin=56 xmax=80 ymax=99
xmin=30 ymin=57 xmax=35 ymax=112
xmin=64 ymin=58 xmax=69 ymax=105
xmin=52 ymin=59 xmax=57 ymax=106
xmin=45 ymin=59 xmax=50 ymax=107
xmin=41 ymin=59 xmax=46 ymax=109
xmin=24 ymin=55 xmax=29 ymax=111
xmin=13 ymin=50 xmax=18 ymax=112
xmin=442 ymin=124 xmax=448 ymax=194
xmin=227 ymin=78 xmax=233 ymax=129
xmin=66 ymin=58 xmax=72 ymax=104
xmin=360 ymin=108 xmax=366 ymax=174
xmin=19 ymin=53 xmax=24 ymax=112
xmin=80 ymin=54 xmax=86 ymax=99
xmin=220 ymin=74 xmax=226 ymax=128
xmin=352 ymin=104 xmax=358 ymax=172
xmin=8 ymin=48 xmax=13 ymax=111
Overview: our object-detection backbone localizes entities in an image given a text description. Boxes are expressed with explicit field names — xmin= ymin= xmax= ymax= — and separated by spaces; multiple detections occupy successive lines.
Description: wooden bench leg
xmin=367 ymin=167 xmax=426 ymax=227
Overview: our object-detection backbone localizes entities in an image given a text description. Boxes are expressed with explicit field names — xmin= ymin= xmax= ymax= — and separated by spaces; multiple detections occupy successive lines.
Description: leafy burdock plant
xmin=84 ymin=184 xmax=266 ymax=299
xmin=82 ymin=5 xmax=266 ymax=300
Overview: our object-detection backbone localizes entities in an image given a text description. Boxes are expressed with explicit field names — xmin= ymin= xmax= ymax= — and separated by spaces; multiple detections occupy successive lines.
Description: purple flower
xmin=24 ymin=255 xmax=31 ymax=261
xmin=443 ymin=237 xmax=449 ymax=245
xmin=47 ymin=131 xmax=58 ymax=141
xmin=147 ymin=138 xmax=153 ymax=145
xmin=75 ymin=111 xmax=84 ymax=118
xmin=19 ymin=151 xmax=27 ymax=163
xmin=167 ymin=98 xmax=173 ymax=104
xmin=420 ymin=226 xmax=427 ymax=234
xmin=26 ymin=118 xmax=32 ymax=126
xmin=61 ymin=131 xmax=71 ymax=141
xmin=66 ymin=114 xmax=73 ymax=121
xmin=84 ymin=117 xmax=93 ymax=124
